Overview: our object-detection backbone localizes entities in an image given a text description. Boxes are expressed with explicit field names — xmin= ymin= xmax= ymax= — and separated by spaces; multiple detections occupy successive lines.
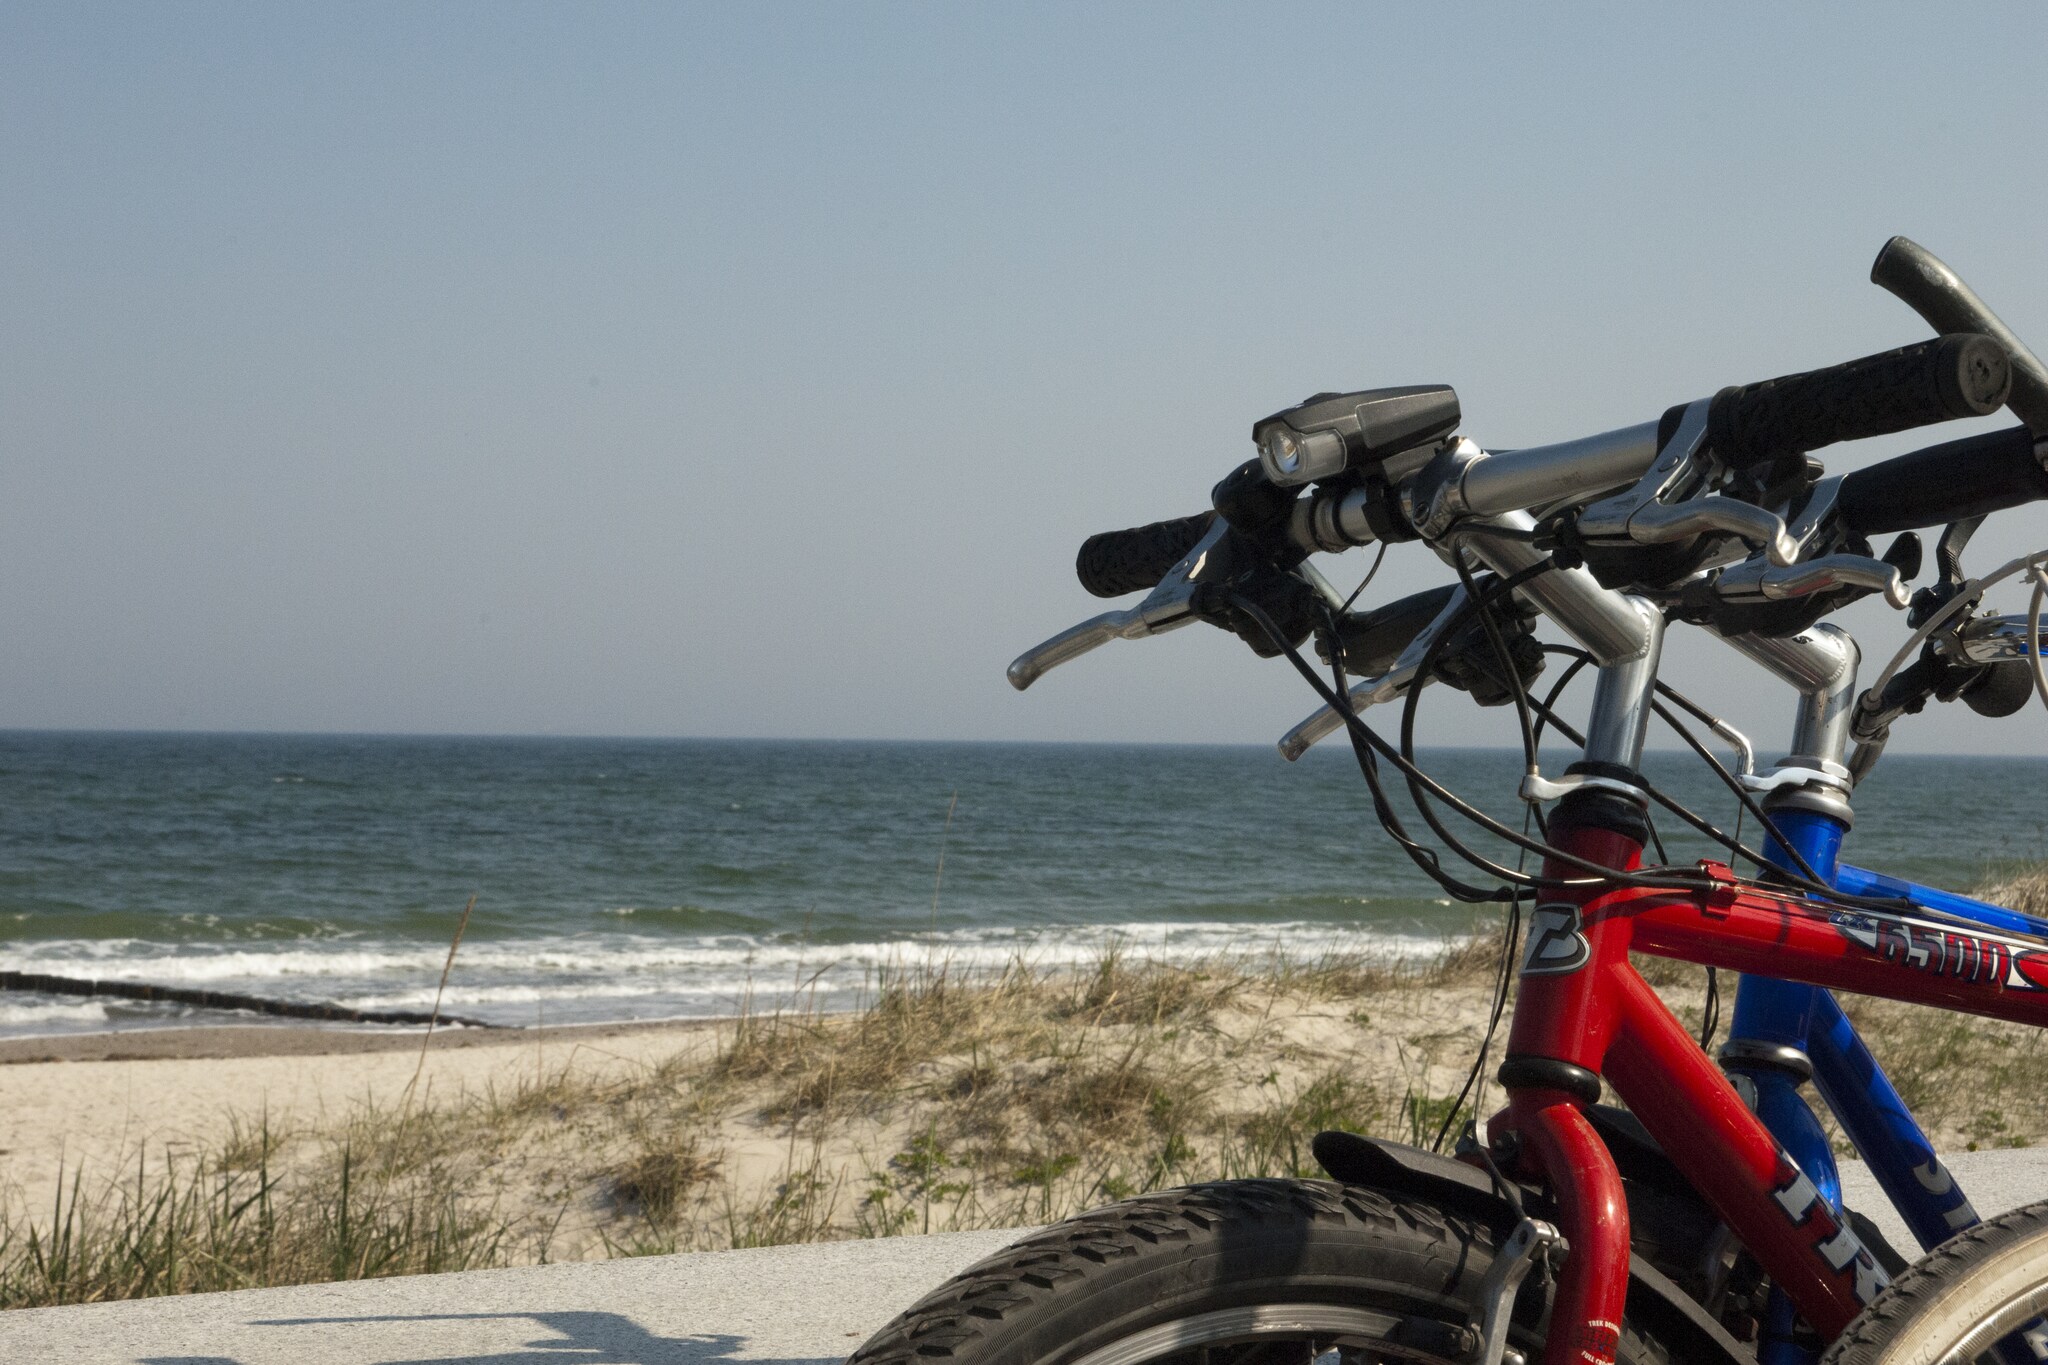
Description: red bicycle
xmin=850 ymin=240 xmax=2048 ymax=1365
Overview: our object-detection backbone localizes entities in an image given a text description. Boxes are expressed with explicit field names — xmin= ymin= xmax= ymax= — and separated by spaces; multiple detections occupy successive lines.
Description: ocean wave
xmin=0 ymin=921 xmax=1468 ymax=1034
xmin=342 ymin=981 xmax=719 ymax=1009
xmin=595 ymin=904 xmax=767 ymax=932
xmin=0 ymin=998 xmax=110 ymax=1025
xmin=2 ymin=920 xmax=1448 ymax=983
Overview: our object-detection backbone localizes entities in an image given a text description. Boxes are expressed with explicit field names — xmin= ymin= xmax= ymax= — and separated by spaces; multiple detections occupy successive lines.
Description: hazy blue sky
xmin=5 ymin=2 xmax=2047 ymax=757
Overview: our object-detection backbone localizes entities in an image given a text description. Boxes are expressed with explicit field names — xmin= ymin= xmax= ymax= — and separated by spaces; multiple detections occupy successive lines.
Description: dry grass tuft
xmin=0 ymin=1134 xmax=510 ymax=1308
xmin=606 ymin=1135 xmax=720 ymax=1223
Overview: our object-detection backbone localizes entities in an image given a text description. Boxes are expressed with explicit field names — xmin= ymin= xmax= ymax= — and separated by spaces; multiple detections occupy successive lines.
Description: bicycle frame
xmin=1500 ymin=831 xmax=2048 ymax=1364
xmin=1488 ymin=596 xmax=2048 ymax=1365
xmin=1737 ymin=843 xmax=2000 ymax=1253
xmin=1735 ymin=842 xmax=2048 ymax=1258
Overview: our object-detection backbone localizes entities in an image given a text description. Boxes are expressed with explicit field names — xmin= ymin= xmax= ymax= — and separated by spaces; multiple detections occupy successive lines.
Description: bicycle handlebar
xmin=1871 ymin=236 xmax=2048 ymax=436
xmin=1837 ymin=424 xmax=2048 ymax=539
xmin=1076 ymin=513 xmax=1214 ymax=597
xmin=1432 ymin=338 xmax=2003 ymax=532
xmin=1025 ymin=239 xmax=2047 ymax=711
xmin=1706 ymin=334 xmax=2010 ymax=470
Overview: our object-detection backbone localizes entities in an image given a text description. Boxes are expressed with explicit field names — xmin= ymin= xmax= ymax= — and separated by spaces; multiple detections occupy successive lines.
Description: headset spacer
xmin=1717 ymin=1039 xmax=1815 ymax=1082
xmin=1496 ymin=1054 xmax=1603 ymax=1104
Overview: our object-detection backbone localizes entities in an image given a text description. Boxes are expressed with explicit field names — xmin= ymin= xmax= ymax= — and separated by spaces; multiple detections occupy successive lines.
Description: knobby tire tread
xmin=1821 ymin=1200 xmax=2048 ymax=1365
xmin=848 ymin=1178 xmax=1679 ymax=1365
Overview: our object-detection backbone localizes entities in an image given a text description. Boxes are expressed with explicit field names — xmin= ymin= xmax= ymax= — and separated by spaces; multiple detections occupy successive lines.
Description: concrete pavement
xmin=0 ymin=1227 xmax=1027 ymax=1365
xmin=4 ymin=1151 xmax=2041 ymax=1365
xmin=1839 ymin=1147 xmax=2046 ymax=1260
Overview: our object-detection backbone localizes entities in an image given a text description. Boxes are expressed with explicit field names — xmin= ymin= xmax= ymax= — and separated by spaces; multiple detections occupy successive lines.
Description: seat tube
xmin=1501 ymin=599 xmax=1662 ymax=1365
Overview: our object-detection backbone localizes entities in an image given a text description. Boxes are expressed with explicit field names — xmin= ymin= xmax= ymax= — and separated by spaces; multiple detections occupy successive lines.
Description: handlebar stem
xmin=1721 ymin=624 xmax=1860 ymax=781
xmin=1581 ymin=598 xmax=1667 ymax=773
xmin=1448 ymin=512 xmax=1659 ymax=666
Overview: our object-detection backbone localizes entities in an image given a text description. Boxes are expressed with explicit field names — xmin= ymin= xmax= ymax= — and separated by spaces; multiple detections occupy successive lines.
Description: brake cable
xmin=1522 ymin=639 xmax=1871 ymax=900
xmin=1405 ymin=557 xmax=1882 ymax=902
xmin=1338 ymin=541 xmax=1390 ymax=615
xmin=2030 ymin=565 xmax=2048 ymax=714
xmin=1232 ymin=589 xmax=1722 ymax=895
xmin=1319 ymin=614 xmax=1519 ymax=904
xmin=1247 ymin=576 xmax=1918 ymax=913
xmin=1392 ymin=561 xmax=1567 ymax=888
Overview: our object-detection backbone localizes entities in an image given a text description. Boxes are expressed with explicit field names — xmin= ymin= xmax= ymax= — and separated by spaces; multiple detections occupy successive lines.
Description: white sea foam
xmin=0 ymin=921 xmax=1456 ymax=1033
xmin=0 ymin=998 xmax=111 ymax=1026
xmin=6 ymin=921 xmax=1440 ymax=977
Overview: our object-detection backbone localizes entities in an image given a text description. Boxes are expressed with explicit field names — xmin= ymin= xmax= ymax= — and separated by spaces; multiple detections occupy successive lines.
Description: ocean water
xmin=1 ymin=732 xmax=2043 ymax=1037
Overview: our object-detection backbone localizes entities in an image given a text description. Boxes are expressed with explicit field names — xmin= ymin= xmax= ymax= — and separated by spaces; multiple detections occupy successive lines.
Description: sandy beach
xmin=0 ymin=1017 xmax=728 ymax=1225
xmin=1 ymin=943 xmax=2040 ymax=1309
xmin=0 ymin=952 xmax=1513 ymax=1264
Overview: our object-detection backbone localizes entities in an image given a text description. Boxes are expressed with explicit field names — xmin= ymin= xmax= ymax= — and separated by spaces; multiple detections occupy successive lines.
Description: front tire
xmin=1821 ymin=1200 xmax=2048 ymax=1365
xmin=850 ymin=1179 xmax=1681 ymax=1365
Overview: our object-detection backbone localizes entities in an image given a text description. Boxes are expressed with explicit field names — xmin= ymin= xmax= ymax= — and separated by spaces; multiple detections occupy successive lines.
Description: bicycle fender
xmin=1312 ymin=1129 xmax=1506 ymax=1221
xmin=1313 ymin=1131 xmax=1751 ymax=1365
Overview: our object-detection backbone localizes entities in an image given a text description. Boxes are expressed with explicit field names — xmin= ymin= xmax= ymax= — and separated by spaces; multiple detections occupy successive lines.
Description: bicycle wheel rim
xmin=1922 ymin=1280 xmax=2048 ymax=1365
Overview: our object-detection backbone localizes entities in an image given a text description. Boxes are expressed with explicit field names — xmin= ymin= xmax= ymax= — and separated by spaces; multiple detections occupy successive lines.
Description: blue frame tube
xmin=1731 ymin=808 xmax=1850 ymax=1365
xmin=1733 ymin=817 xmax=1988 ymax=1253
xmin=1806 ymin=991 xmax=1980 ymax=1251
xmin=1835 ymin=863 xmax=2048 ymax=938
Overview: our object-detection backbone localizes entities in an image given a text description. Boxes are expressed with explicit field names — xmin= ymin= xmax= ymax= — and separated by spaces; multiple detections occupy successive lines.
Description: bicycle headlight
xmin=1257 ymin=422 xmax=1346 ymax=486
xmin=1253 ymin=386 xmax=1461 ymax=487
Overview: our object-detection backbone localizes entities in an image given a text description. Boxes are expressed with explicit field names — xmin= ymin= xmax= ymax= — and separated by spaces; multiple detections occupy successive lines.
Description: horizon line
xmin=0 ymin=725 xmax=2035 ymax=761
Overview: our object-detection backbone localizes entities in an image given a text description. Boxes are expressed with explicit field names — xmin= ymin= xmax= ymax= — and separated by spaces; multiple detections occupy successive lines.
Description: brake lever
xmin=1275 ymin=585 xmax=1470 ymax=760
xmin=1625 ymin=497 xmax=1799 ymax=566
xmin=1006 ymin=520 xmax=1230 ymax=691
xmin=1572 ymin=399 xmax=1799 ymax=571
xmin=1714 ymin=552 xmax=1911 ymax=609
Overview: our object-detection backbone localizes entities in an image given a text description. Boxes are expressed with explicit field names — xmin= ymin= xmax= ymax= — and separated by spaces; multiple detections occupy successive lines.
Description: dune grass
xmin=2 ymin=863 xmax=2043 ymax=1309
xmin=0 ymin=1128 xmax=510 ymax=1306
xmin=0 ymin=938 xmax=1503 ymax=1307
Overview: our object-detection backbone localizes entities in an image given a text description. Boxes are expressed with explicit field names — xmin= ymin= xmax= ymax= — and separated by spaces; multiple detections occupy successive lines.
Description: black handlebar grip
xmin=1836 ymin=424 xmax=2048 ymax=538
xmin=1871 ymin=236 xmax=2048 ymax=437
xmin=1075 ymin=512 xmax=1214 ymax=598
xmin=1707 ymin=333 xmax=2010 ymax=470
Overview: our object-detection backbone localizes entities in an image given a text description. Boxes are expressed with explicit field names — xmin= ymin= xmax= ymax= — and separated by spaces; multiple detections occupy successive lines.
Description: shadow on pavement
xmin=231 ymin=1310 xmax=847 ymax=1365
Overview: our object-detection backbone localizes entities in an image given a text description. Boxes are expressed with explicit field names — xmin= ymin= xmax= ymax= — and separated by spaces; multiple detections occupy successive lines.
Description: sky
xmin=4 ymin=2 xmax=2048 ymax=757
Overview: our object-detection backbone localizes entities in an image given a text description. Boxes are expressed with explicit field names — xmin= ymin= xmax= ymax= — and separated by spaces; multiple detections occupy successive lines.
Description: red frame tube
xmin=1500 ymin=830 xmax=2048 ymax=1365
xmin=1623 ymin=867 xmax=2048 ymax=1026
